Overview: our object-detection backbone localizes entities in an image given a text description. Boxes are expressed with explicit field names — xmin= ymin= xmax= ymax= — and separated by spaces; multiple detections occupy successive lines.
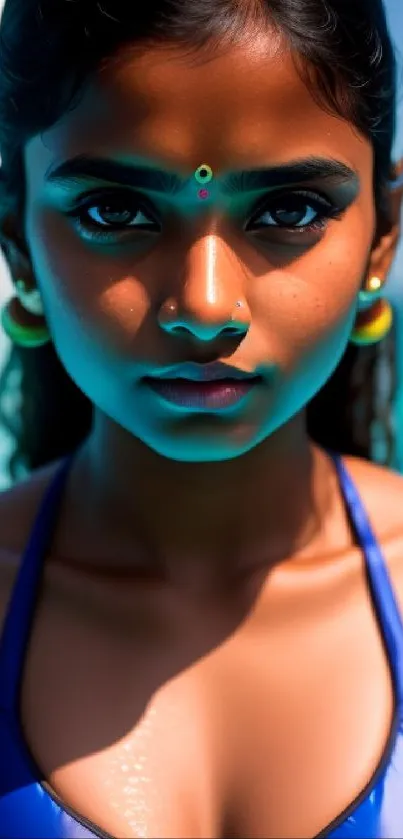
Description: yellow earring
xmin=350 ymin=276 xmax=393 ymax=346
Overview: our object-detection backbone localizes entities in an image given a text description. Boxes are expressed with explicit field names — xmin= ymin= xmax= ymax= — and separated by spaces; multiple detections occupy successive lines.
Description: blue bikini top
xmin=0 ymin=452 xmax=402 ymax=838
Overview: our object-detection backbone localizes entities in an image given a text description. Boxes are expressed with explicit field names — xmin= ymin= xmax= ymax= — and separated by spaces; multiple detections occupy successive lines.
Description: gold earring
xmin=357 ymin=275 xmax=383 ymax=309
xmin=350 ymin=276 xmax=393 ymax=346
xmin=1 ymin=279 xmax=50 ymax=348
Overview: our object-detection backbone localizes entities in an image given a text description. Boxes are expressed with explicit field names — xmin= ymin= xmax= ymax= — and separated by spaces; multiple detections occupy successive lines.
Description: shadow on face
xmin=23 ymin=34 xmax=375 ymax=463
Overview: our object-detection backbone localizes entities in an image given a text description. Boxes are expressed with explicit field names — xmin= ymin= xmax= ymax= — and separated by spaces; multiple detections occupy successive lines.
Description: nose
xmin=158 ymin=234 xmax=250 ymax=342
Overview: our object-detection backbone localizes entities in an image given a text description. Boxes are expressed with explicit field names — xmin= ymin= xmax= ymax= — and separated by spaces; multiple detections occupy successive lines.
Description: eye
xmin=66 ymin=190 xmax=160 ymax=242
xmin=246 ymin=190 xmax=343 ymax=235
xmin=88 ymin=204 xmax=154 ymax=228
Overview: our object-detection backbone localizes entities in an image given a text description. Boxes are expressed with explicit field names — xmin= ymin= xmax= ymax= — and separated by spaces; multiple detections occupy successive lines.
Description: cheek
xmin=251 ymin=220 xmax=371 ymax=366
xmin=27 ymin=212 xmax=152 ymax=350
xmin=251 ymin=231 xmax=368 ymax=429
xmin=261 ymin=311 xmax=355 ymax=439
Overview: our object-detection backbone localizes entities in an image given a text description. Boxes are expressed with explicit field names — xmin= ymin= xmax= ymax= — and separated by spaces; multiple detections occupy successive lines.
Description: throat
xmin=52 ymin=436 xmax=343 ymax=591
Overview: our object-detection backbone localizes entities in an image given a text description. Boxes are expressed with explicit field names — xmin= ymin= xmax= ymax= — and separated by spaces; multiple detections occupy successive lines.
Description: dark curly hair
xmin=0 ymin=0 xmax=398 ymax=479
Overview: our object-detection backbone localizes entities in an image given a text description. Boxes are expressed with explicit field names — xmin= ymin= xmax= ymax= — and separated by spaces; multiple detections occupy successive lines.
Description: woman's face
xmin=24 ymin=34 xmax=375 ymax=462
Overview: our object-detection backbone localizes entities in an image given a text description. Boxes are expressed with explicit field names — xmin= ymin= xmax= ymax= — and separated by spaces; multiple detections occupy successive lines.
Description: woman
xmin=0 ymin=0 xmax=403 ymax=836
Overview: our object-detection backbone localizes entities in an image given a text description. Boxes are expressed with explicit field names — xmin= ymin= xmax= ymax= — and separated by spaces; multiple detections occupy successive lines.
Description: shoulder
xmin=0 ymin=459 xmax=63 ymax=633
xmin=341 ymin=454 xmax=403 ymax=609
xmin=342 ymin=455 xmax=403 ymax=542
xmin=0 ymin=460 xmax=63 ymax=553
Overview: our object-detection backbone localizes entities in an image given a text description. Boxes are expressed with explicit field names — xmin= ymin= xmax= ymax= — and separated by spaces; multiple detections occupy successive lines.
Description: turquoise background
xmin=0 ymin=0 xmax=402 ymax=485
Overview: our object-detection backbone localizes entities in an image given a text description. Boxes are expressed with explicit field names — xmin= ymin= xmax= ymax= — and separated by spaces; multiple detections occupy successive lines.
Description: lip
xmin=143 ymin=371 xmax=262 ymax=412
xmin=147 ymin=362 xmax=259 ymax=383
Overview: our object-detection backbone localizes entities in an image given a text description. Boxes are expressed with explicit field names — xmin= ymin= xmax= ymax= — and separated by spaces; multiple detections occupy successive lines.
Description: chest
xmin=20 ymin=575 xmax=395 ymax=839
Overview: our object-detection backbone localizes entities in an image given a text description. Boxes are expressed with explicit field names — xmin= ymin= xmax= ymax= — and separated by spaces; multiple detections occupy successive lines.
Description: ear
xmin=0 ymin=212 xmax=35 ymax=290
xmin=367 ymin=158 xmax=403 ymax=284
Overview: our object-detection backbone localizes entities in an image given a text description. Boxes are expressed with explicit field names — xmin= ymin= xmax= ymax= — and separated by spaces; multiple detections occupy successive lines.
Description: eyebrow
xmin=45 ymin=154 xmax=359 ymax=194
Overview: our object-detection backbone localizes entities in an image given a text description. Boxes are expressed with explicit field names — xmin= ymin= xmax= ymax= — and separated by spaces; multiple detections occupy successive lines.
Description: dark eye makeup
xmin=64 ymin=186 xmax=347 ymax=244
xmin=65 ymin=189 xmax=160 ymax=239
xmin=246 ymin=189 xmax=344 ymax=233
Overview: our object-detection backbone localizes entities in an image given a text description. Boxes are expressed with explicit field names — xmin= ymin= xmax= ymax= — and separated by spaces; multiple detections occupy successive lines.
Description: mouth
xmin=142 ymin=365 xmax=263 ymax=411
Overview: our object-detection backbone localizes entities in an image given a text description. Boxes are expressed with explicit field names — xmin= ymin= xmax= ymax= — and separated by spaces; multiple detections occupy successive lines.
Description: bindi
xmin=194 ymin=164 xmax=213 ymax=199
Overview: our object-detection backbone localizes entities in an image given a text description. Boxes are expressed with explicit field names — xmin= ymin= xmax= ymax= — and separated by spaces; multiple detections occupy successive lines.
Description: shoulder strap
xmin=0 ymin=454 xmax=75 ymax=713
xmin=330 ymin=452 xmax=403 ymax=706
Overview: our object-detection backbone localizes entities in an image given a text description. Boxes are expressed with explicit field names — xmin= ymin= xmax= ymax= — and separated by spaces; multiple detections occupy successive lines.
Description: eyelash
xmin=247 ymin=190 xmax=344 ymax=233
xmin=66 ymin=192 xmax=159 ymax=243
xmin=65 ymin=188 xmax=344 ymax=243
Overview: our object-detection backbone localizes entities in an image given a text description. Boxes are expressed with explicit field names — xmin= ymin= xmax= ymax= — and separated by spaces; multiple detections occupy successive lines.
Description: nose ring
xmin=158 ymin=300 xmax=178 ymax=324
xmin=231 ymin=300 xmax=248 ymax=323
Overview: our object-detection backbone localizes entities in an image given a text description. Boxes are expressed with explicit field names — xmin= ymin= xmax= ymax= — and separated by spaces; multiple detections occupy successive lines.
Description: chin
xmin=136 ymin=425 xmax=262 ymax=464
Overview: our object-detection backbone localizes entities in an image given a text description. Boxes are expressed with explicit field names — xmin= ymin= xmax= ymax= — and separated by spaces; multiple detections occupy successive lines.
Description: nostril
xmin=173 ymin=326 xmax=189 ymax=335
xmin=223 ymin=325 xmax=244 ymax=335
xmin=159 ymin=316 xmax=249 ymax=340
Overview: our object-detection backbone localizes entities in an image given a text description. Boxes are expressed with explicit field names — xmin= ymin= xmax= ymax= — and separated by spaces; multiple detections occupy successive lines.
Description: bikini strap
xmin=0 ymin=454 xmax=76 ymax=713
xmin=330 ymin=452 xmax=403 ymax=706
xmin=1 ymin=448 xmax=402 ymax=709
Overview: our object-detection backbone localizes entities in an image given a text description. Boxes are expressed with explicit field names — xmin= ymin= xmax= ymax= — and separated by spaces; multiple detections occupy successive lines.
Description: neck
xmin=60 ymin=412 xmax=341 ymax=588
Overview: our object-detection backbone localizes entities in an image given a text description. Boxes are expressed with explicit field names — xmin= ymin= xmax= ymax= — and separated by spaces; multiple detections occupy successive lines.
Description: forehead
xmin=25 ymin=36 xmax=373 ymax=181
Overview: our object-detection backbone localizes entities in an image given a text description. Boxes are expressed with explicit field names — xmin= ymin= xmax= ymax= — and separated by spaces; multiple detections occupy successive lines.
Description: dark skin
xmin=1 ymin=30 xmax=403 ymax=838
xmin=17 ymin=37 xmax=398 ymax=581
